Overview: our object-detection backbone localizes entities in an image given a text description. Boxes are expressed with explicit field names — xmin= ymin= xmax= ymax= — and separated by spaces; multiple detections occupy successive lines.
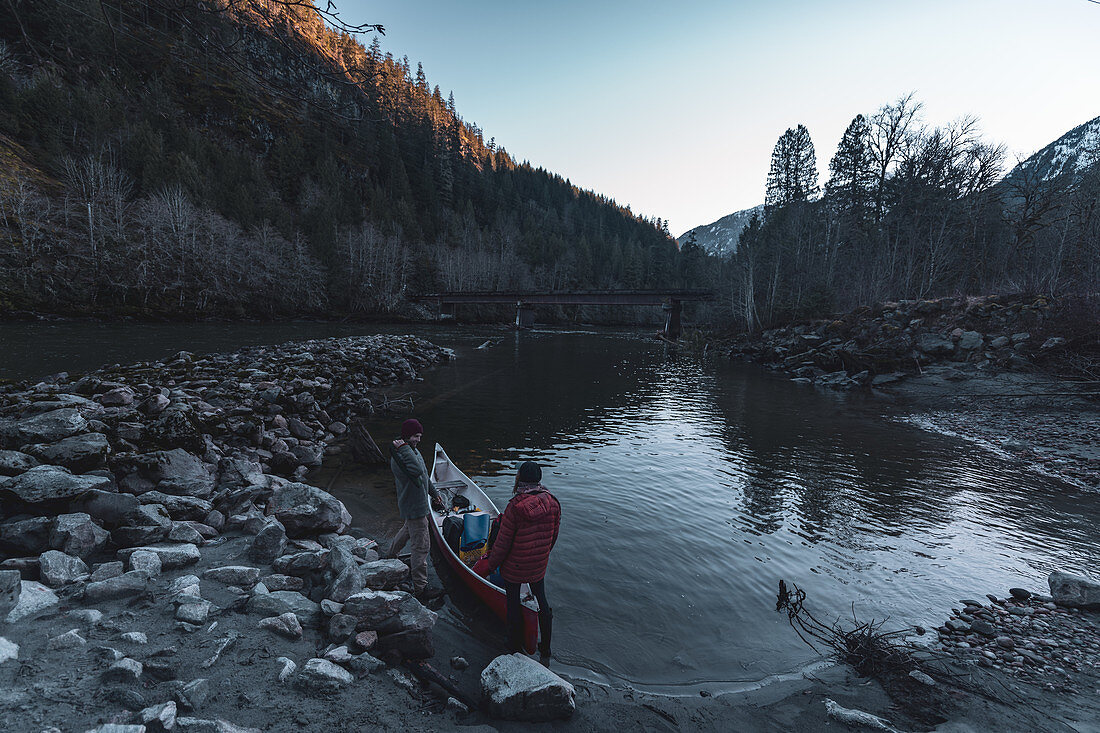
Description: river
xmin=4 ymin=321 xmax=1099 ymax=694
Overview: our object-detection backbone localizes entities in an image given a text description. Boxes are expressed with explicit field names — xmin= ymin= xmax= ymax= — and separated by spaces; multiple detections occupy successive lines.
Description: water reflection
xmin=375 ymin=329 xmax=1100 ymax=689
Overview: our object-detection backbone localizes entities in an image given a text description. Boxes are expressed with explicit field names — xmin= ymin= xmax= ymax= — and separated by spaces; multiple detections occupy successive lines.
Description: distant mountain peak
xmin=677 ymin=205 xmax=763 ymax=257
xmin=1012 ymin=115 xmax=1100 ymax=181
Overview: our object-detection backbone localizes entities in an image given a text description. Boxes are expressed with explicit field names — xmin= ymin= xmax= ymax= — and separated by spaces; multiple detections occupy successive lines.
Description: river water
xmin=4 ymin=321 xmax=1099 ymax=693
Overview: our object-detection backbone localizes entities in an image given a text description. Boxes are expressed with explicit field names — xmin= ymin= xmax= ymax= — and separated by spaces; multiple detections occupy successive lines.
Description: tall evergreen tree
xmin=825 ymin=114 xmax=874 ymax=220
xmin=765 ymin=124 xmax=819 ymax=209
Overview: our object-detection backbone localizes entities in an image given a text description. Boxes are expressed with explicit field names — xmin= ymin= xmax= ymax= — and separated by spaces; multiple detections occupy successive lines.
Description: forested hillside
xmin=702 ymin=97 xmax=1100 ymax=329
xmin=0 ymin=0 xmax=683 ymax=318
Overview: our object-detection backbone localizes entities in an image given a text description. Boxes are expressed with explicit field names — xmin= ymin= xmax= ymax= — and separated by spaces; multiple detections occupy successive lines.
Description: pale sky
xmin=341 ymin=0 xmax=1100 ymax=236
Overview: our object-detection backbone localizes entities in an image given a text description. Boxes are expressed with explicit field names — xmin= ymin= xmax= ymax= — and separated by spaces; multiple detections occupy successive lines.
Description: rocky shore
xmin=0 ymin=334 xmax=579 ymax=732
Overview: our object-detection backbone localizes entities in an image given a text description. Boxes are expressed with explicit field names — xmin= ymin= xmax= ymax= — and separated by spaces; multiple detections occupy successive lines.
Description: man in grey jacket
xmin=385 ymin=418 xmax=441 ymax=594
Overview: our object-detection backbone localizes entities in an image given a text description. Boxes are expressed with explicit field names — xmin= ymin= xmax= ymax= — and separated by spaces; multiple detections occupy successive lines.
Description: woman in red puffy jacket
xmin=474 ymin=461 xmax=561 ymax=657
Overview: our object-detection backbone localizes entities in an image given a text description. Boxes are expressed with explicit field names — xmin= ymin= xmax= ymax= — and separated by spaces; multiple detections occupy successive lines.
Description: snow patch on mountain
xmin=1013 ymin=115 xmax=1100 ymax=181
xmin=678 ymin=205 xmax=763 ymax=257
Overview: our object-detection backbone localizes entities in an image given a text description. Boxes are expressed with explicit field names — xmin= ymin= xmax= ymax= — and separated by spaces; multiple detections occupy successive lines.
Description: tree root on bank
xmin=774 ymin=580 xmax=1080 ymax=731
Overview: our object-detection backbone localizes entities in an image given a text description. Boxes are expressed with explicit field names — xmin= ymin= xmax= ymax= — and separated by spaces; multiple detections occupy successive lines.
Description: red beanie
xmin=401 ymin=418 xmax=424 ymax=439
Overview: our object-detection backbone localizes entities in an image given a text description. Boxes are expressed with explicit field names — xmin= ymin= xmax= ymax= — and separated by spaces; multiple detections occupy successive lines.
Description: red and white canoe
xmin=429 ymin=443 xmax=539 ymax=654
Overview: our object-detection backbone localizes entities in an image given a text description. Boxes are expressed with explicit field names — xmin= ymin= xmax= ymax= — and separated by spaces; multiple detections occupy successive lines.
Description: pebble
xmin=47 ymin=629 xmax=86 ymax=650
xmin=121 ymin=632 xmax=148 ymax=644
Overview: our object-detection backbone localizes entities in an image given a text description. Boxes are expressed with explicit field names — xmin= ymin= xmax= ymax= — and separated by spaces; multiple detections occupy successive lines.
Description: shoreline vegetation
xmin=0 ymin=328 xmax=1097 ymax=730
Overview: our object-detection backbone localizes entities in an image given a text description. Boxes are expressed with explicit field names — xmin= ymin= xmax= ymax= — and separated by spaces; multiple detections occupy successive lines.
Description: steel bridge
xmin=414 ymin=290 xmax=715 ymax=339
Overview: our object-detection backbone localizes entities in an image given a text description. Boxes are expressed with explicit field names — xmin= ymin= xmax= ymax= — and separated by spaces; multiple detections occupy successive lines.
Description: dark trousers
xmin=504 ymin=578 xmax=553 ymax=655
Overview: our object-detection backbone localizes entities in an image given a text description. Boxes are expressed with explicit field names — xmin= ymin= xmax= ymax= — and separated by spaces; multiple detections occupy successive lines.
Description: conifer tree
xmin=765 ymin=125 xmax=819 ymax=209
xmin=826 ymin=114 xmax=874 ymax=221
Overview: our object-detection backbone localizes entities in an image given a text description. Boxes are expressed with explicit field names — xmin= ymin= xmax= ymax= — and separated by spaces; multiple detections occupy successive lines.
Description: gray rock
xmin=272 ymin=549 xmax=329 ymax=576
xmin=3 ymin=465 xmax=113 ymax=503
xmin=269 ymin=482 xmax=350 ymax=537
xmin=359 ymin=559 xmax=409 ymax=591
xmin=84 ymin=571 xmax=150 ymax=602
xmin=261 ymin=574 xmax=303 ymax=592
xmin=248 ymin=523 xmax=287 ymax=567
xmin=970 ymin=619 xmax=996 ymax=636
xmin=139 ymin=700 xmax=177 ymax=732
xmin=129 ymin=550 xmax=163 ymax=577
xmin=138 ymin=492 xmax=213 ymax=521
xmin=323 ymin=645 xmax=352 ymax=663
xmin=1048 ymin=571 xmax=1100 ymax=608
xmin=0 ymin=449 xmax=39 ymax=476
xmin=202 ymin=566 xmax=260 ymax=587
xmin=917 ymin=334 xmax=954 ymax=357
xmin=258 ymin=611 xmax=303 ymax=639
xmin=39 ymin=550 xmax=90 ymax=586
xmin=69 ymin=609 xmax=104 ymax=625
xmin=996 ymin=636 xmax=1015 ymax=649
xmin=342 ymin=588 xmax=407 ymax=629
xmin=348 ymin=653 xmax=384 ymax=676
xmin=990 ymin=336 xmax=1010 ymax=349
xmin=957 ymin=331 xmax=983 ymax=352
xmin=328 ymin=613 xmax=357 ymax=641
xmin=26 ymin=432 xmax=110 ymax=472
xmin=0 ymin=569 xmax=22 ymax=618
xmin=319 ymin=599 xmax=343 ymax=615
xmin=277 ymin=657 xmax=297 ymax=683
xmin=908 ymin=670 xmax=936 ymax=686
xmin=74 ymin=490 xmax=141 ymax=527
xmin=167 ymin=522 xmax=205 ymax=545
xmin=1011 ymin=332 xmax=1030 ymax=344
xmin=85 ymin=725 xmax=146 ymax=733
xmin=50 ymin=512 xmax=110 ymax=558
xmin=377 ymin=595 xmax=437 ymax=635
xmin=6 ymin=580 xmax=59 ymax=622
xmin=112 ymin=524 xmax=171 ymax=548
xmin=98 ymin=386 xmax=135 ymax=407
xmin=481 ymin=653 xmax=575 ymax=721
xmin=47 ymin=628 xmax=86 ymax=650
xmin=0 ymin=636 xmax=18 ymax=664
xmin=103 ymin=657 xmax=144 ymax=683
xmin=121 ymin=632 xmax=148 ymax=644
xmin=0 ymin=515 xmax=53 ymax=555
xmin=0 ymin=408 xmax=88 ymax=447
xmin=125 ymin=449 xmax=215 ymax=497
xmin=245 ymin=590 xmax=321 ymax=628
xmin=147 ymin=407 xmax=205 ymax=454
xmin=176 ymin=601 xmax=210 ymax=624
xmin=296 ymin=658 xmax=353 ymax=692
xmin=1009 ymin=587 xmax=1031 ymax=600
xmin=353 ymin=630 xmax=378 ymax=651
xmin=1040 ymin=337 xmax=1066 ymax=351
xmin=140 ymin=394 xmax=170 ymax=416
xmin=289 ymin=444 xmax=323 ymax=469
xmin=324 ymin=559 xmax=364 ymax=603
xmin=118 ymin=543 xmax=200 ymax=569
xmin=177 ymin=678 xmax=209 ymax=711
xmin=168 ymin=575 xmax=201 ymax=597
xmin=286 ymin=418 xmax=314 ymax=440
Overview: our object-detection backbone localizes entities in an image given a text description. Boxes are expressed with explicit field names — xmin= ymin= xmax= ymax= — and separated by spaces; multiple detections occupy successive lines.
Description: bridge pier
xmin=663 ymin=299 xmax=682 ymax=340
xmin=515 ymin=303 xmax=536 ymax=330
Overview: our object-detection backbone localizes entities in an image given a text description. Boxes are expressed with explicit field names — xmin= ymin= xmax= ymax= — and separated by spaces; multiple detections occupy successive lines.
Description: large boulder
xmin=25 ymin=432 xmax=111 ymax=472
xmin=249 ymin=521 xmax=287 ymax=564
xmin=0 ymin=516 xmax=53 ymax=555
xmin=123 ymin=449 xmax=215 ymax=498
xmin=342 ymin=588 xmax=436 ymax=635
xmin=245 ymin=590 xmax=322 ymax=628
xmin=50 ymin=512 xmax=110 ymax=558
xmin=147 ymin=406 xmax=205 ymax=454
xmin=296 ymin=658 xmax=353 ymax=693
xmin=481 ymin=653 xmax=575 ymax=721
xmin=1049 ymin=571 xmax=1100 ymax=609
xmin=917 ymin=333 xmax=954 ymax=358
xmin=1 ymin=465 xmax=113 ymax=503
xmin=269 ymin=483 xmax=350 ymax=537
xmin=0 ymin=449 xmax=39 ymax=477
xmin=359 ymin=559 xmax=410 ymax=591
xmin=84 ymin=571 xmax=150 ymax=602
xmin=72 ymin=489 xmax=141 ymax=527
xmin=5 ymin=580 xmax=59 ymax=623
xmin=0 ymin=408 xmax=88 ymax=448
xmin=38 ymin=550 xmax=90 ymax=587
xmin=117 ymin=543 xmax=201 ymax=569
xmin=138 ymin=492 xmax=213 ymax=521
